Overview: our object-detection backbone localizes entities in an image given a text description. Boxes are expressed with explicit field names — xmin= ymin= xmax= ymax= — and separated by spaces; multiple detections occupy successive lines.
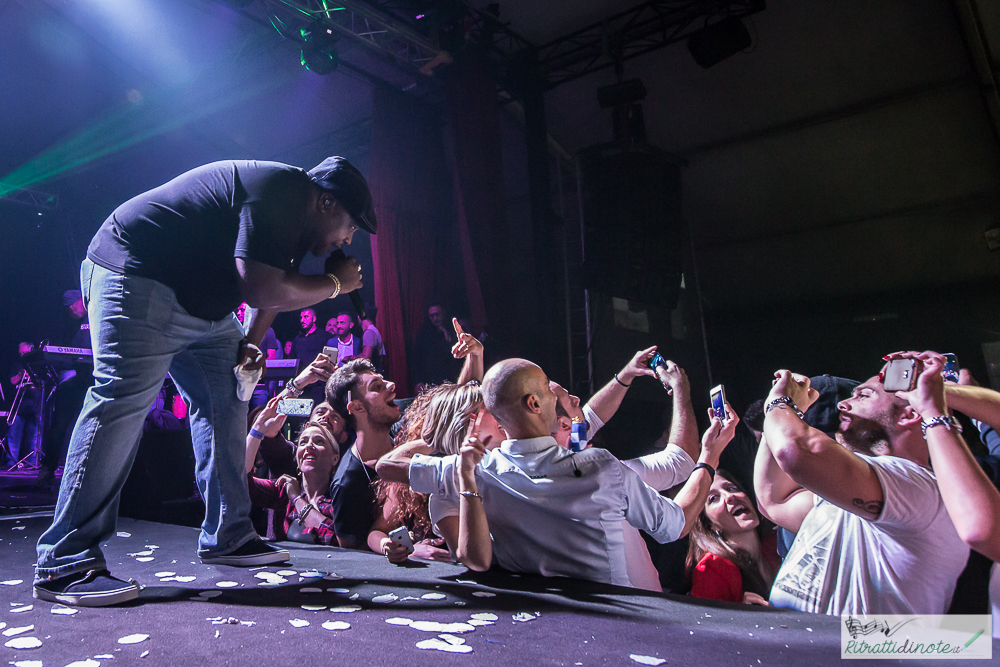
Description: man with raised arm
xmin=35 ymin=157 xmax=374 ymax=607
xmin=376 ymin=358 xmax=734 ymax=589
xmin=754 ymin=366 xmax=968 ymax=615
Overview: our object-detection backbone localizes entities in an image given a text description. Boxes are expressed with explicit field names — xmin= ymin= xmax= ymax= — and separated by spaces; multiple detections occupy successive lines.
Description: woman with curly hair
xmin=685 ymin=470 xmax=779 ymax=605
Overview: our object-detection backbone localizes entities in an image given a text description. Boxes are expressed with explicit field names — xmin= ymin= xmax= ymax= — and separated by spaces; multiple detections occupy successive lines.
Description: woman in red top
xmin=685 ymin=470 xmax=779 ymax=605
xmin=245 ymin=397 xmax=341 ymax=544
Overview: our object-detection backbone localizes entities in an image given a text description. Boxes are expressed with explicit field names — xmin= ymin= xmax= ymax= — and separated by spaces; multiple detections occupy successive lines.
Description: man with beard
xmin=324 ymin=359 xmax=400 ymax=549
xmin=753 ymin=367 xmax=968 ymax=615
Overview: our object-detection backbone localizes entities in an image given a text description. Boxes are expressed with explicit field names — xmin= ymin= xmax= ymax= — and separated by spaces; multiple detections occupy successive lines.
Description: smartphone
xmin=277 ymin=397 xmax=314 ymax=417
xmin=710 ymin=384 xmax=727 ymax=421
xmin=942 ymin=353 xmax=959 ymax=383
xmin=388 ymin=526 xmax=414 ymax=555
xmin=649 ymin=352 xmax=666 ymax=370
xmin=883 ymin=358 xmax=917 ymax=392
xmin=322 ymin=345 xmax=338 ymax=359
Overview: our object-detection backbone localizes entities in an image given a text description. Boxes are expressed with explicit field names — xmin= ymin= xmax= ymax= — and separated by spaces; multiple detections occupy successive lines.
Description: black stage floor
xmin=0 ymin=514 xmax=992 ymax=666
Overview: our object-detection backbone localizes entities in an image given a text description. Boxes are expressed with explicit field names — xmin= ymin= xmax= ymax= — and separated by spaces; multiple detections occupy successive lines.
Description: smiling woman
xmin=685 ymin=470 xmax=780 ymax=605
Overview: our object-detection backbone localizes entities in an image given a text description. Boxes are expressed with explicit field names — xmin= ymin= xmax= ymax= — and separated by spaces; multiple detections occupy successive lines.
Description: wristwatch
xmin=920 ymin=415 xmax=962 ymax=437
xmin=284 ymin=377 xmax=304 ymax=398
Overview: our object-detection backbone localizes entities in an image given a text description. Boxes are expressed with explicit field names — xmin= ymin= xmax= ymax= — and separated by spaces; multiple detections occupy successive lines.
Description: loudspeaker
xmin=579 ymin=143 xmax=684 ymax=308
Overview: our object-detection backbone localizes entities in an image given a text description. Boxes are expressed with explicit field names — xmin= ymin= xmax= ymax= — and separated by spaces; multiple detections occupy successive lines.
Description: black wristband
xmin=692 ymin=462 xmax=716 ymax=481
xmin=614 ymin=373 xmax=631 ymax=388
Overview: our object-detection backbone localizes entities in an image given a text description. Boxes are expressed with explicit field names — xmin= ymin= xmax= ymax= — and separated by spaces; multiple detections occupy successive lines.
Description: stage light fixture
xmin=300 ymin=26 xmax=339 ymax=75
xmin=687 ymin=16 xmax=752 ymax=68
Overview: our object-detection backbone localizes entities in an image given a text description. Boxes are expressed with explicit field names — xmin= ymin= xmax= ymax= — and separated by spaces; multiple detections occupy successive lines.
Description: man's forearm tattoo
xmin=852 ymin=498 xmax=884 ymax=516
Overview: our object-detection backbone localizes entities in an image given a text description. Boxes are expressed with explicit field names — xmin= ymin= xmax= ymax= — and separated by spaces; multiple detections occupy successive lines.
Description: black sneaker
xmin=33 ymin=569 xmax=140 ymax=607
xmin=200 ymin=539 xmax=289 ymax=566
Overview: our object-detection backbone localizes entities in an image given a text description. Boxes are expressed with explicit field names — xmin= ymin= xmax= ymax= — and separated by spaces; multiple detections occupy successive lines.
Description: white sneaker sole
xmin=200 ymin=550 xmax=290 ymax=567
xmin=34 ymin=584 xmax=139 ymax=607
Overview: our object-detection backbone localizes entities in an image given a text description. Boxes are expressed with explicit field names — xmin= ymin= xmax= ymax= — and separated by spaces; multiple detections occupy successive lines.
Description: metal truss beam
xmin=0 ymin=186 xmax=58 ymax=210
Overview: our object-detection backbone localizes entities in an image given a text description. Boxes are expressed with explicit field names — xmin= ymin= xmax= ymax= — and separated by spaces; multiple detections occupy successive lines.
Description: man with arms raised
xmin=755 ymin=367 xmax=968 ymax=614
xmin=377 ymin=358 xmax=734 ymax=589
xmin=34 ymin=156 xmax=373 ymax=606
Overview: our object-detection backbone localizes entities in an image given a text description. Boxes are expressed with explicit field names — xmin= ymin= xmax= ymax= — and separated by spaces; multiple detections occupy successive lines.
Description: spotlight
xmin=687 ymin=16 xmax=751 ymax=68
xmin=300 ymin=26 xmax=339 ymax=75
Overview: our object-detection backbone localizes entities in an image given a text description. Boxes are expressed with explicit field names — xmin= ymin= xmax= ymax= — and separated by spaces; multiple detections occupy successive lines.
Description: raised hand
xmin=769 ymin=370 xmax=819 ymax=413
xmin=451 ymin=318 xmax=483 ymax=359
xmin=296 ymin=352 xmax=337 ymax=387
xmin=888 ymin=351 xmax=948 ymax=418
xmin=459 ymin=410 xmax=490 ymax=481
xmin=253 ymin=395 xmax=287 ymax=438
xmin=620 ymin=346 xmax=659 ymax=383
xmin=701 ymin=401 xmax=740 ymax=462
xmin=327 ymin=253 xmax=363 ymax=293
xmin=276 ymin=474 xmax=301 ymax=499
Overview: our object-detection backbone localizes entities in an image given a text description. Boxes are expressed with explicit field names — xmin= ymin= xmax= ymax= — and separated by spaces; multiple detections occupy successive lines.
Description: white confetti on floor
xmin=300 ymin=587 xmax=323 ymax=594
xmin=420 ymin=593 xmax=446 ymax=600
xmin=512 ymin=612 xmax=540 ymax=623
xmin=471 ymin=591 xmax=496 ymax=598
xmin=288 ymin=619 xmax=310 ymax=628
xmin=140 ymin=650 xmax=149 ymax=658
xmin=0 ymin=580 xmax=23 ymax=586
xmin=155 ymin=572 xmax=176 ymax=578
xmin=348 ymin=593 xmax=359 ymax=600
xmin=408 ymin=621 xmax=475 ymax=634
xmin=116 ymin=532 xmax=131 ymax=538
xmin=11 ymin=527 xmax=25 ymax=531
xmin=4 ymin=637 xmax=42 ymax=649
xmin=276 ymin=570 xmax=297 ymax=576
xmin=299 ymin=571 xmax=323 ymax=578
xmin=197 ymin=590 xmax=223 ymax=598
xmin=327 ymin=588 xmax=350 ymax=594
xmin=128 ymin=551 xmax=154 ymax=557
xmin=323 ymin=573 xmax=343 ymax=580
xmin=135 ymin=557 xmax=154 ymax=563
xmin=11 ymin=660 xmax=42 ymax=667
xmin=328 ymin=606 xmax=362 ymax=613
xmin=415 ymin=638 xmax=473 ymax=653
xmin=10 ymin=605 xmax=32 ymax=613
xmin=50 ymin=605 xmax=78 ymax=616
xmin=470 ymin=613 xmax=498 ymax=621
xmin=64 ymin=659 xmax=100 ymax=667
xmin=629 ymin=655 xmax=666 ymax=666
xmin=117 ymin=634 xmax=149 ymax=645
xmin=372 ymin=593 xmax=398 ymax=603
xmin=321 ymin=621 xmax=351 ymax=631
xmin=385 ymin=618 xmax=413 ymax=626
xmin=468 ymin=620 xmax=493 ymax=627
xmin=3 ymin=625 xmax=33 ymax=637
xmin=301 ymin=605 xmax=326 ymax=611
xmin=215 ymin=581 xmax=239 ymax=588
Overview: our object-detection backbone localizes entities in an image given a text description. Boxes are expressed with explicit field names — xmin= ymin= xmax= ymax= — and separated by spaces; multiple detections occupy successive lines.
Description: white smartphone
xmin=277 ymin=398 xmax=314 ymax=417
xmin=710 ymin=384 xmax=727 ymax=421
xmin=388 ymin=526 xmax=414 ymax=555
xmin=322 ymin=346 xmax=338 ymax=359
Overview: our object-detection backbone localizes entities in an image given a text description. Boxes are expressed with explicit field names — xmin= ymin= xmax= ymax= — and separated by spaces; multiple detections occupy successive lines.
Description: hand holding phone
xmin=277 ymin=397 xmax=314 ymax=417
xmin=710 ymin=385 xmax=728 ymax=420
xmin=882 ymin=359 xmax=918 ymax=393
xmin=388 ymin=526 xmax=414 ymax=555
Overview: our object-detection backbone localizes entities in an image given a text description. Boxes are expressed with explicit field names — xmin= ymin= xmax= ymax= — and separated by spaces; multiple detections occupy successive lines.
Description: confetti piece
xmin=385 ymin=618 xmax=413 ymax=626
xmin=629 ymin=656 xmax=666 ymax=666
xmin=147 ymin=545 xmax=160 ymax=549
xmin=0 ymin=623 xmax=5 ymax=630
xmin=409 ymin=621 xmax=475 ymax=634
xmin=11 ymin=661 xmax=42 ymax=667
xmin=155 ymin=572 xmax=176 ymax=578
xmin=0 ymin=580 xmax=23 ymax=586
xmin=50 ymin=605 xmax=78 ymax=616
xmin=301 ymin=605 xmax=326 ymax=611
xmin=348 ymin=594 xmax=359 ymax=600
xmin=322 ymin=621 xmax=351 ymax=631
xmin=162 ymin=576 xmax=196 ymax=583
xmin=197 ymin=591 xmax=223 ymax=598
xmin=116 ymin=532 xmax=131 ymax=538
xmin=118 ymin=634 xmax=149 ymax=645
xmin=11 ymin=527 xmax=25 ymax=531
xmin=65 ymin=660 xmax=99 ymax=667
xmin=4 ymin=637 xmax=42 ymax=649
xmin=140 ymin=651 xmax=149 ymax=658
xmin=327 ymin=588 xmax=349 ymax=594
xmin=135 ymin=557 xmax=154 ymax=563
xmin=420 ymin=593 xmax=446 ymax=600
xmin=415 ymin=638 xmax=473 ymax=653
xmin=454 ymin=579 xmax=477 ymax=585
xmin=3 ymin=625 xmax=33 ymax=637
xmin=372 ymin=593 xmax=398 ymax=604
xmin=299 ymin=571 xmax=323 ymax=578
xmin=454 ymin=602 xmax=467 ymax=607
xmin=329 ymin=606 xmax=362 ymax=613
xmin=470 ymin=613 xmax=498 ymax=621
xmin=276 ymin=570 xmax=297 ymax=576
xmin=215 ymin=581 xmax=239 ymax=588
xmin=468 ymin=620 xmax=493 ymax=627
xmin=288 ymin=619 xmax=310 ymax=628
xmin=438 ymin=634 xmax=465 ymax=646
xmin=10 ymin=606 xmax=32 ymax=613
xmin=323 ymin=573 xmax=343 ymax=580
xmin=300 ymin=587 xmax=323 ymax=594
xmin=471 ymin=591 xmax=495 ymax=598
xmin=128 ymin=551 xmax=154 ymax=557
xmin=512 ymin=612 xmax=540 ymax=623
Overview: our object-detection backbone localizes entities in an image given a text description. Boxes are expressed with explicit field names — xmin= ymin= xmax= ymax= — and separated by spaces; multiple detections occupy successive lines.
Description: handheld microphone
xmin=326 ymin=249 xmax=367 ymax=321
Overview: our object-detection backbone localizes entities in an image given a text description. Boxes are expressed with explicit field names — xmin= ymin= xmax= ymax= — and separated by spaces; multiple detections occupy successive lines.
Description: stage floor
xmin=0 ymin=515 xmax=987 ymax=666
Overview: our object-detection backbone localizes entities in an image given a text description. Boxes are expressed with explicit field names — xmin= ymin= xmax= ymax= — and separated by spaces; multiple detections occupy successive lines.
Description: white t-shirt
xmin=769 ymin=454 xmax=968 ymax=615
xmin=336 ymin=334 xmax=355 ymax=365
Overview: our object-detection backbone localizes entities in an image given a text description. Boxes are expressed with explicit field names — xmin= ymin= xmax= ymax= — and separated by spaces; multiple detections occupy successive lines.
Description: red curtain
xmin=368 ymin=87 xmax=455 ymax=392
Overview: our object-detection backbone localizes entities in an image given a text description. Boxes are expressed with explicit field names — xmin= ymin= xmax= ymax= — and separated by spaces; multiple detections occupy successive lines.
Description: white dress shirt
xmin=409 ymin=436 xmax=687 ymax=588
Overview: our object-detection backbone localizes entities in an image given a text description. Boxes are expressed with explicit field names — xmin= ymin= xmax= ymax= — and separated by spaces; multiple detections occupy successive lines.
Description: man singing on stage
xmin=34 ymin=157 xmax=375 ymax=606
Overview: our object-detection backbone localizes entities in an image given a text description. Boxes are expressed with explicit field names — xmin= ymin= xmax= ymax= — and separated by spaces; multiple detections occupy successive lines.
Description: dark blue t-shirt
xmin=88 ymin=160 xmax=312 ymax=320
xmin=329 ymin=449 xmax=378 ymax=547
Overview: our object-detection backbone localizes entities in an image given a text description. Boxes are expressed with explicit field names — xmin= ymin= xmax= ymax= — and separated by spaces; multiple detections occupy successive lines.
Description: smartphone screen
xmin=942 ymin=353 xmax=959 ymax=383
xmin=710 ymin=385 xmax=726 ymax=420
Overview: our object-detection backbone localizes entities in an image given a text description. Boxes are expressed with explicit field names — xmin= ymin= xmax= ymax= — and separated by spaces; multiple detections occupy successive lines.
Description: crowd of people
xmin=21 ymin=154 xmax=1000 ymax=645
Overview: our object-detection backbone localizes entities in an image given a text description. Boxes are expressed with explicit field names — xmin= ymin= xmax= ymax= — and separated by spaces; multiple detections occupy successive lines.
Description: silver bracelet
xmin=460 ymin=491 xmax=482 ymax=500
xmin=284 ymin=377 xmax=304 ymax=398
xmin=765 ymin=396 xmax=804 ymax=419
xmin=920 ymin=415 xmax=962 ymax=437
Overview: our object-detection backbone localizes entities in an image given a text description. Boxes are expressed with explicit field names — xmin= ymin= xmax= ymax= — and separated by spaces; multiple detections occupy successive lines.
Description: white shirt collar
xmin=500 ymin=436 xmax=559 ymax=455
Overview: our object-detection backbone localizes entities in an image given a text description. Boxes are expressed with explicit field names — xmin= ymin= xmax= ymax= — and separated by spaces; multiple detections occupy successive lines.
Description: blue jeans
xmin=36 ymin=259 xmax=256 ymax=579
